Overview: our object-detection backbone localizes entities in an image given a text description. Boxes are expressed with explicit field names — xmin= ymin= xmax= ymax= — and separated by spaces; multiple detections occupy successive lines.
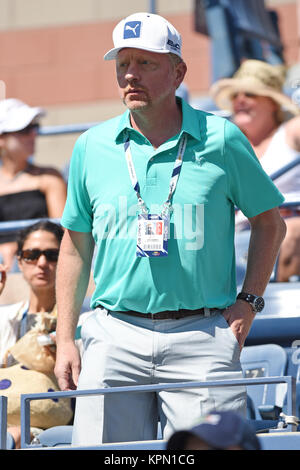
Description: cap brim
xmin=103 ymin=45 xmax=172 ymax=61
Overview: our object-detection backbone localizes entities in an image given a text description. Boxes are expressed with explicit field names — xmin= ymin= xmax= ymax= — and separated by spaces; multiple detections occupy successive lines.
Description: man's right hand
xmin=54 ymin=341 xmax=81 ymax=391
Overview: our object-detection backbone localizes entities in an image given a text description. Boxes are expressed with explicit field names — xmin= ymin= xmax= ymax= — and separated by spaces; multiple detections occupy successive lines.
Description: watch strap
xmin=237 ymin=292 xmax=265 ymax=313
xmin=237 ymin=292 xmax=256 ymax=303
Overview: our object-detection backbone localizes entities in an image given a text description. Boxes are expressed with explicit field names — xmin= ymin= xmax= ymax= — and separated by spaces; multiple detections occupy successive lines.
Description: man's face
xmin=116 ymin=48 xmax=185 ymax=112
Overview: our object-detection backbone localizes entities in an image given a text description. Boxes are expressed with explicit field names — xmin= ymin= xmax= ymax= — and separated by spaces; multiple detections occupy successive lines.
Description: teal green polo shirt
xmin=61 ymin=99 xmax=284 ymax=313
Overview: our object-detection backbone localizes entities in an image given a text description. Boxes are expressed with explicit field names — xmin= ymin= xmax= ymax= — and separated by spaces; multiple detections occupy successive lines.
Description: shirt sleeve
xmin=224 ymin=119 xmax=285 ymax=218
xmin=61 ymin=132 xmax=93 ymax=232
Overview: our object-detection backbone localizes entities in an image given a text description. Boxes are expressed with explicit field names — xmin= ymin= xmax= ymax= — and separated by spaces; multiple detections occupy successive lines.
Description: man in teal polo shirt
xmin=54 ymin=12 xmax=286 ymax=446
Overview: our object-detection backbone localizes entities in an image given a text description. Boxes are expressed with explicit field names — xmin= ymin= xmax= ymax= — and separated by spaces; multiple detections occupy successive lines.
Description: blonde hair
xmin=168 ymin=52 xmax=184 ymax=69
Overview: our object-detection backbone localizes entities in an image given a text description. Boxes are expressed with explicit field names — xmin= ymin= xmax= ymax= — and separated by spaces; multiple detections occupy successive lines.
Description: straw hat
xmin=210 ymin=60 xmax=300 ymax=116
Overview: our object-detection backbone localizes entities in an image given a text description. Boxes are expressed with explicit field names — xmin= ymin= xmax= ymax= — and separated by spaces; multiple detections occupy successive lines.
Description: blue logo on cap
xmin=124 ymin=21 xmax=141 ymax=39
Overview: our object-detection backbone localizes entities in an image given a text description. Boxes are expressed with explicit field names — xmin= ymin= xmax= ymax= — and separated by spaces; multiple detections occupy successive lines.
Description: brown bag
xmin=0 ymin=364 xmax=73 ymax=428
xmin=4 ymin=312 xmax=56 ymax=374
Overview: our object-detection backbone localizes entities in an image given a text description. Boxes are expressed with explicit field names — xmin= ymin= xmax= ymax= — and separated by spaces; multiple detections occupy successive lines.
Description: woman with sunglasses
xmin=0 ymin=99 xmax=67 ymax=270
xmin=0 ymin=220 xmax=63 ymax=448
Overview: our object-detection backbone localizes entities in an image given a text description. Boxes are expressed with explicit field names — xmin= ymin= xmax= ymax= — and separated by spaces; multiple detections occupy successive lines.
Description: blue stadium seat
xmin=32 ymin=425 xmax=73 ymax=447
xmin=248 ymin=419 xmax=280 ymax=433
xmin=34 ymin=422 xmax=163 ymax=447
xmin=280 ymin=347 xmax=300 ymax=419
xmin=241 ymin=344 xmax=288 ymax=420
xmin=6 ymin=432 xmax=15 ymax=449
xmin=258 ymin=432 xmax=300 ymax=450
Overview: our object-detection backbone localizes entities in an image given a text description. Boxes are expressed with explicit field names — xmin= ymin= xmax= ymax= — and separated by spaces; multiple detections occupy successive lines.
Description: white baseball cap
xmin=0 ymin=98 xmax=46 ymax=134
xmin=104 ymin=12 xmax=182 ymax=61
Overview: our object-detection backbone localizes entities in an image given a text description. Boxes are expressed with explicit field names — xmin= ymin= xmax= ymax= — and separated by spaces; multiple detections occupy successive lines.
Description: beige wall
xmin=0 ymin=0 xmax=299 ymax=171
xmin=266 ymin=0 xmax=297 ymax=5
xmin=0 ymin=0 xmax=295 ymax=30
xmin=0 ymin=0 xmax=193 ymax=30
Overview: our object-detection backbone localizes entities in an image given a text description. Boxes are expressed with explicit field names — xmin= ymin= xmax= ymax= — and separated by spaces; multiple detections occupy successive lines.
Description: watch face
xmin=254 ymin=297 xmax=265 ymax=312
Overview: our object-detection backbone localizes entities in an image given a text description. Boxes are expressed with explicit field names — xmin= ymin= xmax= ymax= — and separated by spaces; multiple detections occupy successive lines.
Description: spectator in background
xmin=0 ymin=99 xmax=67 ymax=270
xmin=166 ymin=410 xmax=261 ymax=450
xmin=211 ymin=60 xmax=300 ymax=282
xmin=0 ymin=221 xmax=63 ymax=364
xmin=0 ymin=221 xmax=63 ymax=448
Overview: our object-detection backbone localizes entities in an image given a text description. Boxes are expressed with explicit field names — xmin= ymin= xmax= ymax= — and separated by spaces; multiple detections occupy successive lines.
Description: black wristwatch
xmin=237 ymin=292 xmax=265 ymax=313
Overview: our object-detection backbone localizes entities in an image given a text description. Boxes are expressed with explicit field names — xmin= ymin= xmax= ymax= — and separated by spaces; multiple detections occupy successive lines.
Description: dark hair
xmin=17 ymin=220 xmax=64 ymax=254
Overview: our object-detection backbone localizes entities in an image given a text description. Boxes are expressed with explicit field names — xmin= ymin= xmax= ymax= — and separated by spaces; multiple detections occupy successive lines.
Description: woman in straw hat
xmin=211 ymin=60 xmax=300 ymax=282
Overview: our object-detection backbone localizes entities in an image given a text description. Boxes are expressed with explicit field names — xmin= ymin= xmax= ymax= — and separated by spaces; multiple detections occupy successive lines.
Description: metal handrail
xmin=0 ymin=218 xmax=61 ymax=233
xmin=17 ymin=375 xmax=296 ymax=449
xmin=38 ymin=122 xmax=99 ymax=136
xmin=0 ymin=395 xmax=7 ymax=450
xmin=270 ymin=156 xmax=300 ymax=182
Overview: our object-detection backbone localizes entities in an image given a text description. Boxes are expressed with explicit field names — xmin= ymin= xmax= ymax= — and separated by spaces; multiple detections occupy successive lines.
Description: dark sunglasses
xmin=17 ymin=123 xmax=40 ymax=135
xmin=3 ymin=123 xmax=40 ymax=136
xmin=19 ymin=248 xmax=59 ymax=262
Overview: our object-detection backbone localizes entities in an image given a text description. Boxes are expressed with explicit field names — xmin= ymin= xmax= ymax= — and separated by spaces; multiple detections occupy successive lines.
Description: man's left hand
xmin=222 ymin=300 xmax=256 ymax=350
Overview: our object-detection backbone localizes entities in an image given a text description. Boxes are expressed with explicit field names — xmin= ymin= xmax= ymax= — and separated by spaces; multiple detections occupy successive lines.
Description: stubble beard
xmin=123 ymin=94 xmax=151 ymax=112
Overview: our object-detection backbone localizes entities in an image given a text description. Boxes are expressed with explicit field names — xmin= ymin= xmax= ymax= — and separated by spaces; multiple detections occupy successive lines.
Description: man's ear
xmin=175 ymin=61 xmax=187 ymax=89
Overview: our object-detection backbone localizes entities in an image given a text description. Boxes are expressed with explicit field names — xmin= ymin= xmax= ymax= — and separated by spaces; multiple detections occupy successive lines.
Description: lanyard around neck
xmin=20 ymin=306 xmax=29 ymax=337
xmin=124 ymin=134 xmax=187 ymax=216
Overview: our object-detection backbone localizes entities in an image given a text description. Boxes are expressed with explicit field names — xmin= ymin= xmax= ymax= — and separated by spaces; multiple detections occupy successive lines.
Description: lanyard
xmin=20 ymin=306 xmax=29 ymax=338
xmin=124 ymin=134 xmax=187 ymax=217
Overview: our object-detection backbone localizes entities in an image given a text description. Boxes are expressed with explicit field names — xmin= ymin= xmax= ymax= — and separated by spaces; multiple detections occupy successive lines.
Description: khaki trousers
xmin=72 ymin=308 xmax=246 ymax=446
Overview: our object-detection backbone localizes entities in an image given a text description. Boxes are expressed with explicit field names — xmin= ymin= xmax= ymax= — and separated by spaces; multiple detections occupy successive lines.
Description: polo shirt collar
xmin=115 ymin=97 xmax=203 ymax=144
xmin=179 ymin=98 xmax=203 ymax=143
xmin=115 ymin=109 xmax=133 ymax=143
